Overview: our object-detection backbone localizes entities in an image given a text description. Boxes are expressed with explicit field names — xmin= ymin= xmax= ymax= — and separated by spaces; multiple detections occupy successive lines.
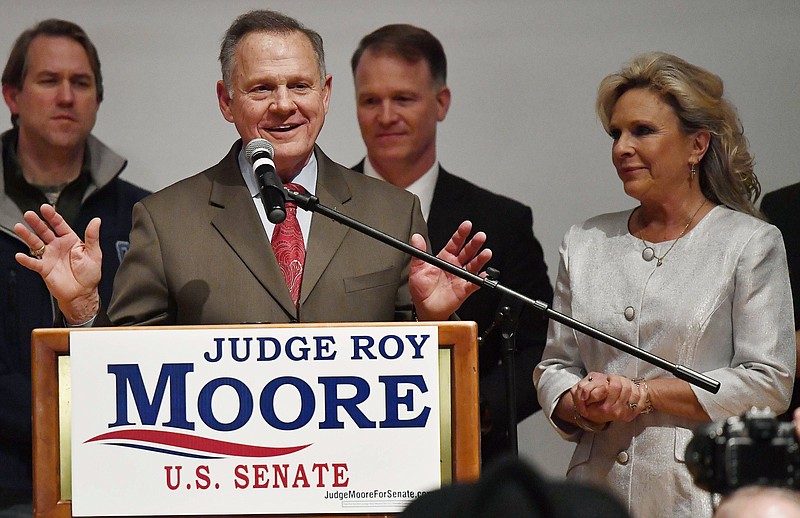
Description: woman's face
xmin=608 ymin=88 xmax=699 ymax=204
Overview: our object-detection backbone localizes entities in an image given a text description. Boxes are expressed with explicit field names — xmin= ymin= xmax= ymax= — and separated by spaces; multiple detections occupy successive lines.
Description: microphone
xmin=245 ymin=138 xmax=286 ymax=224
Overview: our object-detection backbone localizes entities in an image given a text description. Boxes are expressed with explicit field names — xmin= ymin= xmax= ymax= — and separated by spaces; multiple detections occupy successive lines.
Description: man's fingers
xmin=454 ymin=219 xmax=473 ymax=236
xmin=84 ymin=218 xmax=102 ymax=249
xmin=410 ymin=233 xmax=427 ymax=252
xmin=14 ymin=252 xmax=44 ymax=273
xmin=456 ymin=230 xmax=484 ymax=261
xmin=13 ymin=221 xmax=40 ymax=248
xmin=40 ymin=204 xmax=77 ymax=239
xmin=467 ymin=248 xmax=492 ymax=274
xmin=21 ymin=211 xmax=57 ymax=244
xmin=443 ymin=220 xmax=474 ymax=255
xmin=478 ymin=248 xmax=493 ymax=264
xmin=443 ymin=222 xmax=491 ymax=272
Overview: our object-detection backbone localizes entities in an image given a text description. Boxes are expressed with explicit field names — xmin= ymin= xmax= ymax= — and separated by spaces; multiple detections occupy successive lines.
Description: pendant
xmin=656 ymin=258 xmax=663 ymax=267
xmin=642 ymin=247 xmax=655 ymax=262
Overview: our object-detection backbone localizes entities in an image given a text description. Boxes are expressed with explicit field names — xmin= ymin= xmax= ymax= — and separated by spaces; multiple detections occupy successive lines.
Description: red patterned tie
xmin=271 ymin=183 xmax=305 ymax=307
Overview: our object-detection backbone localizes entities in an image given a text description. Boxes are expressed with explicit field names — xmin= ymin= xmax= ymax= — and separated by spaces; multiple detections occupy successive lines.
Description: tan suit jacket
xmin=106 ymin=141 xmax=427 ymax=326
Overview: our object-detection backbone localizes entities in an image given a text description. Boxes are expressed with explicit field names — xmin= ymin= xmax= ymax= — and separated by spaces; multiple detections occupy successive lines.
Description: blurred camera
xmin=685 ymin=407 xmax=800 ymax=494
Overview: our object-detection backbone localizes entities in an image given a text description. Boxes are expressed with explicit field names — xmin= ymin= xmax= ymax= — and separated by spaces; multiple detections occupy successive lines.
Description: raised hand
xmin=408 ymin=220 xmax=492 ymax=321
xmin=14 ymin=204 xmax=103 ymax=324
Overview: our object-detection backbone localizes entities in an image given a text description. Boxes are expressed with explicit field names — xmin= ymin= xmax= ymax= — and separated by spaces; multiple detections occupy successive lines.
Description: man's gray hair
xmin=219 ymin=9 xmax=326 ymax=92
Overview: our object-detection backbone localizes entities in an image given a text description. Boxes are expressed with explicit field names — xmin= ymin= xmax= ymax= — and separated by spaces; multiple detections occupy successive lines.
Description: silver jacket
xmin=535 ymin=205 xmax=795 ymax=518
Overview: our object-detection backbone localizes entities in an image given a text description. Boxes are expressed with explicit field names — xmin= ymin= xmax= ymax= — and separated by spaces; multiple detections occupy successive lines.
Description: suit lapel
xmin=299 ymin=146 xmax=351 ymax=305
xmin=208 ymin=142 xmax=297 ymax=314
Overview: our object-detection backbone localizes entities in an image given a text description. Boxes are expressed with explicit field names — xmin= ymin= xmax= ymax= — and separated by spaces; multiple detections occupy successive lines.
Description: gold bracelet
xmin=632 ymin=377 xmax=654 ymax=414
xmin=572 ymin=404 xmax=609 ymax=432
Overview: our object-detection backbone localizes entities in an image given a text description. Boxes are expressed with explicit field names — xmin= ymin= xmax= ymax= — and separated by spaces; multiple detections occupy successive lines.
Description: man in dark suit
xmin=761 ymin=182 xmax=800 ymax=421
xmin=12 ymin=11 xmax=489 ymax=333
xmin=350 ymin=24 xmax=553 ymax=464
xmin=0 ymin=19 xmax=149 ymax=514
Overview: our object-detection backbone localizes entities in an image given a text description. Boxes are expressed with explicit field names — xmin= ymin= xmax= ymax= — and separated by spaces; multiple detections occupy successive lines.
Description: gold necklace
xmin=638 ymin=199 xmax=707 ymax=267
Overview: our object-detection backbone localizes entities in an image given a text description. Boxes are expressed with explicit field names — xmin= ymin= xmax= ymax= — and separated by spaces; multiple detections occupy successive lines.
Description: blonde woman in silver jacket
xmin=534 ymin=52 xmax=794 ymax=518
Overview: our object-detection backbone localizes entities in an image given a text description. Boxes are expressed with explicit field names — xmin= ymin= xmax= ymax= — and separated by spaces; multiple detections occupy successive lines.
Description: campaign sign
xmin=70 ymin=326 xmax=441 ymax=516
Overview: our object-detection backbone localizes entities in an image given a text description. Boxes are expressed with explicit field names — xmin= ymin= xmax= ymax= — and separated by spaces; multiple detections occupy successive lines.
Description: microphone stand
xmin=498 ymin=296 xmax=523 ymax=456
xmin=286 ymin=188 xmax=721 ymax=395
xmin=480 ymin=268 xmax=524 ymax=457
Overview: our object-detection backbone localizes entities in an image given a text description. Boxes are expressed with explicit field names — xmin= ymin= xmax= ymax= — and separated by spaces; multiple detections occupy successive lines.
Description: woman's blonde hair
xmin=596 ymin=52 xmax=761 ymax=217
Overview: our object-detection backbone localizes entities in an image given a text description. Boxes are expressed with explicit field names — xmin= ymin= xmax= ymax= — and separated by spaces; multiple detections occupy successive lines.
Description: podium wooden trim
xmin=32 ymin=322 xmax=480 ymax=518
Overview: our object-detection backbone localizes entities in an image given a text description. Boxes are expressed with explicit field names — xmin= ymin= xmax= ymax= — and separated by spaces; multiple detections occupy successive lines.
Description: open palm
xmin=409 ymin=220 xmax=492 ymax=321
xmin=14 ymin=204 xmax=102 ymax=323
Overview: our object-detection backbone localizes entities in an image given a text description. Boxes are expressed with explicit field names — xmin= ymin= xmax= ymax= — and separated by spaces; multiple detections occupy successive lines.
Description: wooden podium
xmin=31 ymin=322 xmax=480 ymax=517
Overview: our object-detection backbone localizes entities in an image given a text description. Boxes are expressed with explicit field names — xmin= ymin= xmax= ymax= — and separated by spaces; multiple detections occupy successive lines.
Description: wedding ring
xmin=587 ymin=376 xmax=593 ymax=382
xmin=629 ymin=402 xmax=638 ymax=410
xmin=30 ymin=244 xmax=46 ymax=259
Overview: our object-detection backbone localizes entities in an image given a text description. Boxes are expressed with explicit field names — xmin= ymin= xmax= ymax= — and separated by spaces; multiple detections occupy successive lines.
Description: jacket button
xmin=616 ymin=451 xmax=629 ymax=464
xmin=624 ymin=306 xmax=635 ymax=321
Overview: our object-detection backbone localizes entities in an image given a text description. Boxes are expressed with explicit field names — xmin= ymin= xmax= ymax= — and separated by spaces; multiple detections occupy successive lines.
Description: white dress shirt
xmin=363 ymin=158 xmax=438 ymax=221
xmin=238 ymin=149 xmax=316 ymax=248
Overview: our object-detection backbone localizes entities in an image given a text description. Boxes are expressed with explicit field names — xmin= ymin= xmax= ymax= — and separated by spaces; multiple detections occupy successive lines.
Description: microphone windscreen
xmin=244 ymin=138 xmax=274 ymax=163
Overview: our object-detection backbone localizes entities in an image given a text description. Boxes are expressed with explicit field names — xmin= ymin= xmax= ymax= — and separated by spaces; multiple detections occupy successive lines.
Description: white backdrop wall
xmin=2 ymin=0 xmax=798 ymax=478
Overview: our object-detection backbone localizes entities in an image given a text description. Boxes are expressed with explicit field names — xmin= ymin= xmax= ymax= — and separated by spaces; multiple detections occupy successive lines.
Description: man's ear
xmin=321 ymin=74 xmax=332 ymax=115
xmin=2 ymin=83 xmax=21 ymax=116
xmin=436 ymin=85 xmax=451 ymax=122
xmin=216 ymin=80 xmax=235 ymax=123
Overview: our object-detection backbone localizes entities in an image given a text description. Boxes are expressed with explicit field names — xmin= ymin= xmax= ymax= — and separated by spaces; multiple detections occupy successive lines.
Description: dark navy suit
xmin=353 ymin=160 xmax=553 ymax=464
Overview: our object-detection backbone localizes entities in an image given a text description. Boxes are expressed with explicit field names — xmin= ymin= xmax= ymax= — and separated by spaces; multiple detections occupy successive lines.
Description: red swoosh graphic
xmin=86 ymin=430 xmax=310 ymax=457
